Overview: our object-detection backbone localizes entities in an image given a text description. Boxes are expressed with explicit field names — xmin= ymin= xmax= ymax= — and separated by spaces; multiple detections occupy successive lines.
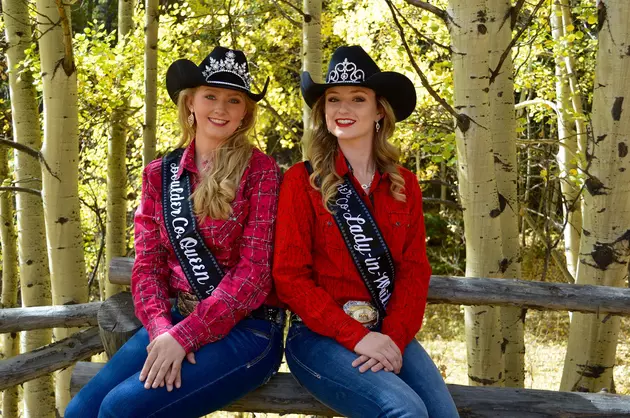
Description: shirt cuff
xmin=146 ymin=316 xmax=173 ymax=341
xmin=382 ymin=319 xmax=410 ymax=354
xmin=167 ymin=313 xmax=209 ymax=354
xmin=336 ymin=317 xmax=371 ymax=352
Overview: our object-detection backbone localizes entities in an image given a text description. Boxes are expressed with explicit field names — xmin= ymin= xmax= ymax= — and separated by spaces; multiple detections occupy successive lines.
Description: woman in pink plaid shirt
xmin=67 ymin=46 xmax=284 ymax=418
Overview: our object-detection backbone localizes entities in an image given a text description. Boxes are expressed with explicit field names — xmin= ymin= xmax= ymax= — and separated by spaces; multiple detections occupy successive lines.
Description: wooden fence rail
xmin=3 ymin=257 xmax=630 ymax=336
xmin=71 ymin=364 xmax=630 ymax=417
xmin=0 ymin=327 xmax=103 ymax=391
xmin=0 ymin=302 xmax=102 ymax=333
xmin=3 ymin=256 xmax=630 ymax=417
xmin=111 ymin=256 xmax=630 ymax=315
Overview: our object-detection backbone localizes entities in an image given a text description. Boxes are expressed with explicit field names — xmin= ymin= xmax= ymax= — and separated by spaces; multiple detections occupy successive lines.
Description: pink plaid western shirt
xmin=131 ymin=140 xmax=282 ymax=353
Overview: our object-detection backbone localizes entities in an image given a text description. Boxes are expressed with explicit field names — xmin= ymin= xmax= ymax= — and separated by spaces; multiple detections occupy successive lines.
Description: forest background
xmin=2 ymin=0 xmax=630 ymax=417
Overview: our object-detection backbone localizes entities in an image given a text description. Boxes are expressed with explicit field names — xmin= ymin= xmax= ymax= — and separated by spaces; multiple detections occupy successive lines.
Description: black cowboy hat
xmin=301 ymin=45 xmax=416 ymax=122
xmin=166 ymin=46 xmax=269 ymax=103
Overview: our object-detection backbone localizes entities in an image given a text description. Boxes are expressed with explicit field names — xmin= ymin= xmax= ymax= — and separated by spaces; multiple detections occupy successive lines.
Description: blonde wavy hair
xmin=306 ymin=94 xmax=406 ymax=210
xmin=175 ymin=87 xmax=255 ymax=221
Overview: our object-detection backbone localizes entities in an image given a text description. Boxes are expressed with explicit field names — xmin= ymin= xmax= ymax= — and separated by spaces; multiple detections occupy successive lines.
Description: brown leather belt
xmin=176 ymin=291 xmax=283 ymax=324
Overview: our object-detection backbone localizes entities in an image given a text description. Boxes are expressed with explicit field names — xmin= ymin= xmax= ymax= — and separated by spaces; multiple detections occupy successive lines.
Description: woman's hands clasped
xmin=352 ymin=332 xmax=402 ymax=374
xmin=139 ymin=333 xmax=196 ymax=391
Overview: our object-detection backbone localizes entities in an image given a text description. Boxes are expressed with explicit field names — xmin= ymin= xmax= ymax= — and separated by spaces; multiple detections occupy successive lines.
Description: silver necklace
xmin=360 ymin=168 xmax=375 ymax=191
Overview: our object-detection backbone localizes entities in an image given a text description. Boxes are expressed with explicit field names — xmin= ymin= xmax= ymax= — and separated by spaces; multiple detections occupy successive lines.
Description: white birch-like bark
xmin=104 ymin=0 xmax=134 ymax=299
xmin=551 ymin=0 xmax=582 ymax=280
xmin=560 ymin=0 xmax=587 ymax=158
xmin=301 ymin=0 xmax=322 ymax=154
xmin=143 ymin=0 xmax=159 ymax=166
xmin=35 ymin=0 xmax=87 ymax=412
xmin=449 ymin=0 xmax=504 ymax=386
xmin=488 ymin=0 xmax=524 ymax=388
xmin=2 ymin=0 xmax=55 ymax=414
xmin=0 ymin=148 xmax=20 ymax=418
xmin=560 ymin=0 xmax=630 ymax=392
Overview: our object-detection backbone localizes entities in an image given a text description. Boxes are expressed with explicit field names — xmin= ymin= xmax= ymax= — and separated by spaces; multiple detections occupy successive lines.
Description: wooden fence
xmin=1 ymin=256 xmax=630 ymax=417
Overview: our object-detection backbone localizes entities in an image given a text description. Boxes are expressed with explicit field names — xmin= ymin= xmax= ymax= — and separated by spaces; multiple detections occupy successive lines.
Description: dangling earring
xmin=375 ymin=121 xmax=381 ymax=132
xmin=238 ymin=120 xmax=243 ymax=128
xmin=187 ymin=112 xmax=195 ymax=127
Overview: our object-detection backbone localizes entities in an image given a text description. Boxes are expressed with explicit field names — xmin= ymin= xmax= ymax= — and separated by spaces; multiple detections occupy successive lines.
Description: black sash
xmin=305 ymin=161 xmax=395 ymax=325
xmin=162 ymin=149 xmax=225 ymax=300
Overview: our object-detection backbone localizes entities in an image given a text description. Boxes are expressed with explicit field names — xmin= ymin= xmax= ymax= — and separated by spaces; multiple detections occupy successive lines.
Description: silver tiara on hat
xmin=326 ymin=58 xmax=365 ymax=83
xmin=202 ymin=50 xmax=253 ymax=90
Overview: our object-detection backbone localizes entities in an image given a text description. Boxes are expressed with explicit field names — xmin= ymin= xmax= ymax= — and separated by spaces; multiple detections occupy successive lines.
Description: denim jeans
xmin=66 ymin=309 xmax=284 ymax=418
xmin=285 ymin=322 xmax=459 ymax=418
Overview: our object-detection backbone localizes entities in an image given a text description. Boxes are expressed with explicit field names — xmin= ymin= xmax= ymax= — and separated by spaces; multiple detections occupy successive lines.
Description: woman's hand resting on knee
xmin=139 ymin=333 xmax=196 ymax=392
xmin=352 ymin=332 xmax=402 ymax=374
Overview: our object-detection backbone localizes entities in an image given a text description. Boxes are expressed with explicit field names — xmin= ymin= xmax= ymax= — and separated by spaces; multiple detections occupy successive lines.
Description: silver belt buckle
xmin=343 ymin=300 xmax=378 ymax=328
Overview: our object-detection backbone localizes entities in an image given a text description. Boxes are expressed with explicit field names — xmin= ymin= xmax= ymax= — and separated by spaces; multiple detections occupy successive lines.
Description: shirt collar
xmin=334 ymin=148 xmax=389 ymax=181
xmin=175 ymin=139 xmax=199 ymax=180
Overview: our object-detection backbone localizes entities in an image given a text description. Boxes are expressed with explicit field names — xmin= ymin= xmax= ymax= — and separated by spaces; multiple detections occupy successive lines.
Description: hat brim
xmin=166 ymin=59 xmax=268 ymax=103
xmin=301 ymin=71 xmax=416 ymax=122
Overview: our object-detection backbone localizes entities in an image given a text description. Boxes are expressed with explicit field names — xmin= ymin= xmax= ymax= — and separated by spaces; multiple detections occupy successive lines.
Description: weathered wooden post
xmin=97 ymin=292 xmax=141 ymax=359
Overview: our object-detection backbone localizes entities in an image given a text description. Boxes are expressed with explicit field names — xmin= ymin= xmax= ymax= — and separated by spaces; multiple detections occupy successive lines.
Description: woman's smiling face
xmin=189 ymin=86 xmax=247 ymax=143
xmin=324 ymin=86 xmax=381 ymax=141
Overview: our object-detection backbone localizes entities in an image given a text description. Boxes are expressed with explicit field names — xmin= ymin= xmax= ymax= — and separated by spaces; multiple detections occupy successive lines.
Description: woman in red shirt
xmin=67 ymin=46 xmax=284 ymax=418
xmin=273 ymin=46 xmax=458 ymax=417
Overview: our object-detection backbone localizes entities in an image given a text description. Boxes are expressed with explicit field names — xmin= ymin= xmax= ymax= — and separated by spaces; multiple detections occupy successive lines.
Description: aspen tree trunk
xmin=0 ymin=148 xmax=20 ymax=418
xmin=449 ymin=0 xmax=504 ymax=386
xmin=35 ymin=0 xmax=87 ymax=413
xmin=488 ymin=0 xmax=524 ymax=388
xmin=301 ymin=0 xmax=322 ymax=154
xmin=560 ymin=0 xmax=630 ymax=393
xmin=559 ymin=0 xmax=587 ymax=274
xmin=104 ymin=0 xmax=134 ymax=299
xmin=143 ymin=0 xmax=159 ymax=166
xmin=2 ymin=0 xmax=55 ymax=414
xmin=559 ymin=0 xmax=587 ymax=158
xmin=551 ymin=0 xmax=582 ymax=280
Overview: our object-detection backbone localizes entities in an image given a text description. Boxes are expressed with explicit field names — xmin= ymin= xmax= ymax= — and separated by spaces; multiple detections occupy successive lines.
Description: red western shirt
xmin=132 ymin=140 xmax=281 ymax=353
xmin=273 ymin=151 xmax=432 ymax=354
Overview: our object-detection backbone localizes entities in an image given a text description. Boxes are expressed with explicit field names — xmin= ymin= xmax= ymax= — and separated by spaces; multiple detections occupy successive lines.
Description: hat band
xmin=206 ymin=79 xmax=250 ymax=92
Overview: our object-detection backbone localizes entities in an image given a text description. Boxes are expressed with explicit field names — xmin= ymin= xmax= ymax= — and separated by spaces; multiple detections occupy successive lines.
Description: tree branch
xmin=521 ymin=209 xmax=575 ymax=283
xmin=403 ymin=0 xmax=449 ymax=24
xmin=276 ymin=0 xmax=306 ymax=17
xmin=489 ymin=0 xmax=547 ymax=84
xmin=395 ymin=3 xmax=452 ymax=53
xmin=0 ymin=138 xmax=59 ymax=180
xmin=0 ymin=137 xmax=39 ymax=159
xmin=511 ymin=0 xmax=527 ymax=29
xmin=270 ymin=0 xmax=301 ymax=27
xmin=259 ymin=100 xmax=303 ymax=150
xmin=419 ymin=179 xmax=457 ymax=189
xmin=385 ymin=0 xmax=469 ymax=131
xmin=515 ymin=98 xmax=559 ymax=115
xmin=0 ymin=187 xmax=42 ymax=197
xmin=87 ymin=232 xmax=105 ymax=290
xmin=422 ymin=197 xmax=462 ymax=210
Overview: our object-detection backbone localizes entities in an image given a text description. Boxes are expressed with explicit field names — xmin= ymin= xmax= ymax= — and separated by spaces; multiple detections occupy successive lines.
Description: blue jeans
xmin=285 ymin=322 xmax=459 ymax=418
xmin=66 ymin=309 xmax=284 ymax=418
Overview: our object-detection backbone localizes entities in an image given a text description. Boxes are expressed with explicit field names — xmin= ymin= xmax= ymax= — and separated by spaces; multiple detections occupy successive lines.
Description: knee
xmin=98 ymin=387 xmax=136 ymax=418
xmin=377 ymin=391 xmax=429 ymax=418
xmin=64 ymin=396 xmax=87 ymax=418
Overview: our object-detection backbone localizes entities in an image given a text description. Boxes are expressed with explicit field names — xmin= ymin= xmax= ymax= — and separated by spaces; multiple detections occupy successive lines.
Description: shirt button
xmin=395 ymin=221 xmax=401 ymax=227
xmin=327 ymin=221 xmax=332 ymax=226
